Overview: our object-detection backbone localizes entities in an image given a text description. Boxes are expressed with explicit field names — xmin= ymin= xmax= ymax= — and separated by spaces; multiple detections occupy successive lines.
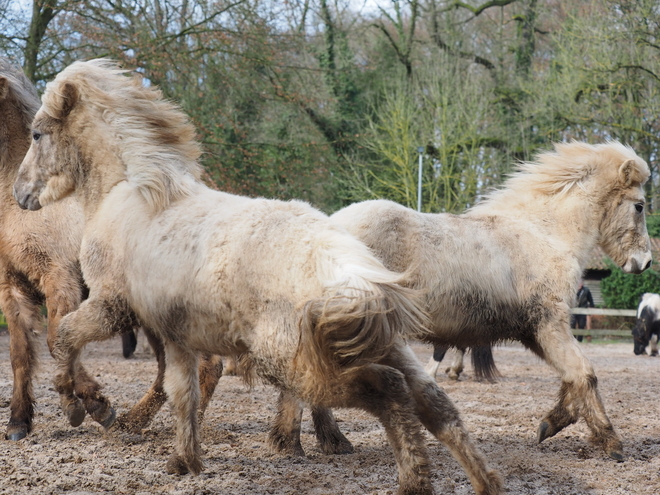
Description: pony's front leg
xmin=424 ymin=345 xmax=448 ymax=379
xmin=116 ymin=328 xmax=167 ymax=433
xmin=198 ymin=353 xmax=223 ymax=421
xmin=117 ymin=333 xmax=222 ymax=433
xmin=163 ymin=342 xmax=203 ymax=475
xmin=386 ymin=345 xmax=502 ymax=495
xmin=0 ymin=281 xmax=42 ymax=440
xmin=53 ymin=297 xmax=136 ymax=429
xmin=535 ymin=324 xmax=623 ymax=460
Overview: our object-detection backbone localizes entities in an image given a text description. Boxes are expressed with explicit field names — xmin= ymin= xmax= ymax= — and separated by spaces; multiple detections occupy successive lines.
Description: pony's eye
xmin=32 ymin=131 xmax=41 ymax=141
xmin=635 ymin=203 xmax=644 ymax=213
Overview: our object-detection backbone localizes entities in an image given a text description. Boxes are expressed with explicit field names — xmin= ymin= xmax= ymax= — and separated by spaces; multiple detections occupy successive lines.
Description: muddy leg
xmin=311 ymin=405 xmax=354 ymax=454
xmin=163 ymin=342 xmax=203 ymax=475
xmin=535 ymin=324 xmax=623 ymax=460
xmin=424 ymin=345 xmax=447 ymax=379
xmin=52 ymin=296 xmax=138 ymax=430
xmin=445 ymin=347 xmax=465 ymax=381
xmin=116 ymin=328 xmax=167 ymax=432
xmin=388 ymin=345 xmax=502 ymax=495
xmin=269 ymin=390 xmax=306 ymax=456
xmin=337 ymin=364 xmax=433 ymax=495
xmin=0 ymin=283 xmax=41 ymax=441
xmin=198 ymin=353 xmax=223 ymax=421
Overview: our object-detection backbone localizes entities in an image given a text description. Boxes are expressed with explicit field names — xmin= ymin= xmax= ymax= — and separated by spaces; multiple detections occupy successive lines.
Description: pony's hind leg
xmin=163 ymin=342 xmax=203 ymax=475
xmin=534 ymin=324 xmax=623 ymax=460
xmin=52 ymin=296 xmax=138 ymax=430
xmin=311 ymin=405 xmax=354 ymax=454
xmin=388 ymin=345 xmax=502 ymax=495
xmin=269 ymin=390 xmax=306 ymax=456
xmin=335 ymin=364 xmax=434 ymax=495
xmin=269 ymin=392 xmax=354 ymax=456
xmin=0 ymin=281 xmax=42 ymax=440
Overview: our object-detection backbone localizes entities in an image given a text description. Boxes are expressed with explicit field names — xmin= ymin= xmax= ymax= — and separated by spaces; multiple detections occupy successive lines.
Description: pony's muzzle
xmin=623 ymin=253 xmax=653 ymax=274
xmin=13 ymin=183 xmax=43 ymax=211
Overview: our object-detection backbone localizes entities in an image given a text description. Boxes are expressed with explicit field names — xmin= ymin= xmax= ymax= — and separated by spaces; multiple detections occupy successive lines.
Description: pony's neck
xmin=473 ymin=189 xmax=600 ymax=271
xmin=77 ymin=143 xmax=128 ymax=221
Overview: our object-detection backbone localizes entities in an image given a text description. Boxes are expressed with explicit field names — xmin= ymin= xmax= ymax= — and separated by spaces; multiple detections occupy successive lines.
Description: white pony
xmin=273 ymin=141 xmax=652 ymax=463
xmin=13 ymin=60 xmax=501 ymax=495
xmin=633 ymin=293 xmax=660 ymax=356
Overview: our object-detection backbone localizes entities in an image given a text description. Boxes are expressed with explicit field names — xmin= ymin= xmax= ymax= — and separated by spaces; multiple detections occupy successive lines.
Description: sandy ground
xmin=0 ymin=333 xmax=658 ymax=495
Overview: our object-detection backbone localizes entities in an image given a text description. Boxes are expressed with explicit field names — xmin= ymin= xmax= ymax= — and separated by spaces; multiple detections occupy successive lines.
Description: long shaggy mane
xmin=0 ymin=57 xmax=40 ymax=129
xmin=473 ymin=141 xmax=648 ymax=209
xmin=43 ymin=59 xmax=203 ymax=211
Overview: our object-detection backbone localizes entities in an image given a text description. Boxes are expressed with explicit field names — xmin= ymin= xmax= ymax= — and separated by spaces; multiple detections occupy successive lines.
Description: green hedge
xmin=600 ymin=259 xmax=660 ymax=309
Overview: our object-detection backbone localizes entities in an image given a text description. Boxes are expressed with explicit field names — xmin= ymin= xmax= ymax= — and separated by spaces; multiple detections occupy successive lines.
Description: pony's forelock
xmin=44 ymin=59 xmax=203 ymax=211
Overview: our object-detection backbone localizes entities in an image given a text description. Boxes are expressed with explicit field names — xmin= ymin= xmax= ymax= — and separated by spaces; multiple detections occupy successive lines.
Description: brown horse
xmin=0 ymin=58 xmax=221 ymax=440
xmin=0 ymin=57 xmax=88 ymax=441
xmin=14 ymin=59 xmax=501 ymax=495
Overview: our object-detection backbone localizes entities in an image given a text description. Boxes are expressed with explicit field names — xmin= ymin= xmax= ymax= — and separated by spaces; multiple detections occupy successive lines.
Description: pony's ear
xmin=0 ymin=77 xmax=9 ymax=100
xmin=618 ymin=158 xmax=641 ymax=187
xmin=52 ymin=82 xmax=79 ymax=120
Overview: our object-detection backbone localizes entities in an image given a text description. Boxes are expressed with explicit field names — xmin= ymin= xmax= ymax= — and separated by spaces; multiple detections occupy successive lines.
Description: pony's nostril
xmin=644 ymin=259 xmax=652 ymax=271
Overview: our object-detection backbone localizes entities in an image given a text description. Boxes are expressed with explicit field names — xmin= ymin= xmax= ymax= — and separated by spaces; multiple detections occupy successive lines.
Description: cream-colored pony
xmin=326 ymin=141 xmax=650 ymax=462
xmin=13 ymin=60 xmax=501 ymax=495
xmin=270 ymin=141 xmax=651 ymax=464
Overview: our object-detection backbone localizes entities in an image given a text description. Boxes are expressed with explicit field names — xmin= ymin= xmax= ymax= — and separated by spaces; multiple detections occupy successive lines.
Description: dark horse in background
xmin=633 ymin=293 xmax=660 ymax=356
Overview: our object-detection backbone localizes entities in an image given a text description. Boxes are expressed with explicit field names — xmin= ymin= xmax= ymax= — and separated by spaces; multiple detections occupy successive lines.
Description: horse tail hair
xmin=471 ymin=345 xmax=501 ymax=383
xmin=298 ymin=274 xmax=429 ymax=393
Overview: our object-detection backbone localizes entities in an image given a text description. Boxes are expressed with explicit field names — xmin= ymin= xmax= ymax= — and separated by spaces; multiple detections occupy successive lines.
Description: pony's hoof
xmin=608 ymin=450 xmax=625 ymax=462
xmin=537 ymin=420 xmax=553 ymax=443
xmin=5 ymin=425 xmax=28 ymax=441
xmin=64 ymin=400 xmax=86 ymax=427
xmin=445 ymin=367 xmax=460 ymax=380
xmin=166 ymin=455 xmax=189 ymax=475
xmin=92 ymin=405 xmax=116 ymax=429
xmin=269 ymin=434 xmax=306 ymax=457
xmin=320 ymin=438 xmax=354 ymax=455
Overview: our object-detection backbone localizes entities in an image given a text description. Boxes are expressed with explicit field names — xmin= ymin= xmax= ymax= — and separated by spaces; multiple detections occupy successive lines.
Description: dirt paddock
xmin=0 ymin=333 xmax=658 ymax=494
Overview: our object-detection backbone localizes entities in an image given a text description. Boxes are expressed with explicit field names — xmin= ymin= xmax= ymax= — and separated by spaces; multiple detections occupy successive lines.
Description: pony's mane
xmin=44 ymin=59 xmax=203 ymax=211
xmin=473 ymin=141 xmax=648 ymax=210
xmin=0 ymin=57 xmax=40 ymax=129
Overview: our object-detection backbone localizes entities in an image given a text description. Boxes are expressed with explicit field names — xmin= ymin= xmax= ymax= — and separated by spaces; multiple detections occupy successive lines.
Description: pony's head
xmin=580 ymin=142 xmax=652 ymax=274
xmin=486 ymin=141 xmax=651 ymax=274
xmin=0 ymin=58 xmax=39 ymax=170
xmin=14 ymin=59 xmax=202 ymax=212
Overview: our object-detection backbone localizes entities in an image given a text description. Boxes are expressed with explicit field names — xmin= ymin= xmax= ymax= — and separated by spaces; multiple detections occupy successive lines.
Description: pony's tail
xmin=298 ymin=276 xmax=428 ymax=394
xmin=471 ymin=345 xmax=501 ymax=383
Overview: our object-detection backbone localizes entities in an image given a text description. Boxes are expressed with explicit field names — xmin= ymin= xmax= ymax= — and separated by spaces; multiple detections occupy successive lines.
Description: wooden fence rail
xmin=569 ymin=308 xmax=637 ymax=338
